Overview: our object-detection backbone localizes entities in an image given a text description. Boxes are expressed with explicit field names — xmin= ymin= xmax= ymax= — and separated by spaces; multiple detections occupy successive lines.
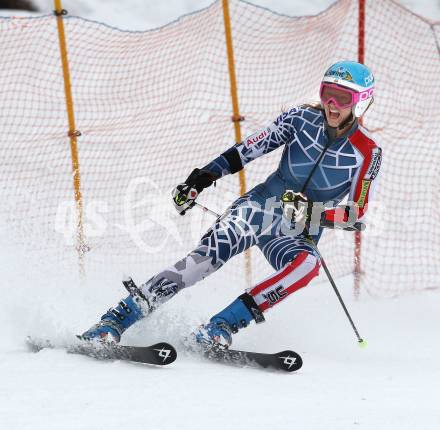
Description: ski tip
xmin=25 ymin=336 xmax=53 ymax=353
xmin=25 ymin=336 xmax=41 ymax=352
xmin=149 ymin=342 xmax=178 ymax=365
xmin=122 ymin=274 xmax=132 ymax=283
xmin=277 ymin=350 xmax=303 ymax=372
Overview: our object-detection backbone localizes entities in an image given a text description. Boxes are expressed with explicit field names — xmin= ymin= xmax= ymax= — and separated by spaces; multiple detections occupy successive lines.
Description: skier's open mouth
xmin=328 ymin=108 xmax=340 ymax=120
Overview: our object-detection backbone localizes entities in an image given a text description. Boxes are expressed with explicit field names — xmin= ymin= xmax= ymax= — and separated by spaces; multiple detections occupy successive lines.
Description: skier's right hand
xmin=172 ymin=183 xmax=198 ymax=215
xmin=172 ymin=168 xmax=218 ymax=216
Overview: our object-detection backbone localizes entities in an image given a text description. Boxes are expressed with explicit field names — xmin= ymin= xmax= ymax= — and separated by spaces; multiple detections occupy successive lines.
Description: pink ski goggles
xmin=320 ymin=83 xmax=374 ymax=109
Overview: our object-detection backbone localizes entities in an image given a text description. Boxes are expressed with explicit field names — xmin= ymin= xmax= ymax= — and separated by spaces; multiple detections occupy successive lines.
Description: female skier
xmin=82 ymin=60 xmax=382 ymax=349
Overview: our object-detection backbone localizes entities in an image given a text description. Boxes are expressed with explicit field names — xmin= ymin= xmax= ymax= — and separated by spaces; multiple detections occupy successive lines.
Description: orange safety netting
xmin=0 ymin=0 xmax=439 ymax=296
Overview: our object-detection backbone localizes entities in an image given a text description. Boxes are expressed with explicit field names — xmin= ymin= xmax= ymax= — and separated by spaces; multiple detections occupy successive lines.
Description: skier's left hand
xmin=280 ymin=190 xmax=311 ymax=229
xmin=172 ymin=168 xmax=218 ymax=216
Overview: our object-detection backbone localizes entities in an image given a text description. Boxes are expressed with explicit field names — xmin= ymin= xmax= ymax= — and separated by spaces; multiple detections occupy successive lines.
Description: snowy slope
xmin=27 ymin=0 xmax=440 ymax=30
xmin=1 ymin=221 xmax=439 ymax=430
xmin=2 ymin=267 xmax=440 ymax=430
xmin=1 ymin=1 xmax=439 ymax=429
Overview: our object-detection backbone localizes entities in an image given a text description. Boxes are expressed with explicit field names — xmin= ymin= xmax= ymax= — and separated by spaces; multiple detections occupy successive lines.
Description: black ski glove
xmin=172 ymin=168 xmax=218 ymax=215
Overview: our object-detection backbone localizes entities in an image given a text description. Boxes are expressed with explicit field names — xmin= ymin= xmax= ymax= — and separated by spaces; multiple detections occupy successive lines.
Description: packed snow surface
xmin=1 ymin=259 xmax=439 ymax=430
xmin=1 ymin=223 xmax=439 ymax=429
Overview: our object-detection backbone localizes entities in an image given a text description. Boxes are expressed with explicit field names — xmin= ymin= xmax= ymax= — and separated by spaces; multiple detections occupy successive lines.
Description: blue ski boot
xmin=194 ymin=293 xmax=265 ymax=349
xmin=81 ymin=295 xmax=145 ymax=343
xmin=80 ymin=278 xmax=150 ymax=343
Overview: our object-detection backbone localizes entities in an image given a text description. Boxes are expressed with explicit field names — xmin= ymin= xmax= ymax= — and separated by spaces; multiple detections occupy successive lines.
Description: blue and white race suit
xmin=144 ymin=106 xmax=382 ymax=312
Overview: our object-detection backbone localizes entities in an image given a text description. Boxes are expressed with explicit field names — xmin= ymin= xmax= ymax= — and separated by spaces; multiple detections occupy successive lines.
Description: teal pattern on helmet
xmin=322 ymin=60 xmax=375 ymax=117
xmin=323 ymin=60 xmax=374 ymax=92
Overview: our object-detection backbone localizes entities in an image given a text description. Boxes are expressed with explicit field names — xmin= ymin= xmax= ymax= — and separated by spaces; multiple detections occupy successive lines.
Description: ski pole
xmin=193 ymin=202 xmax=222 ymax=218
xmin=280 ymin=191 xmax=366 ymax=347
xmin=195 ymin=201 xmax=367 ymax=348
xmin=305 ymin=235 xmax=367 ymax=347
